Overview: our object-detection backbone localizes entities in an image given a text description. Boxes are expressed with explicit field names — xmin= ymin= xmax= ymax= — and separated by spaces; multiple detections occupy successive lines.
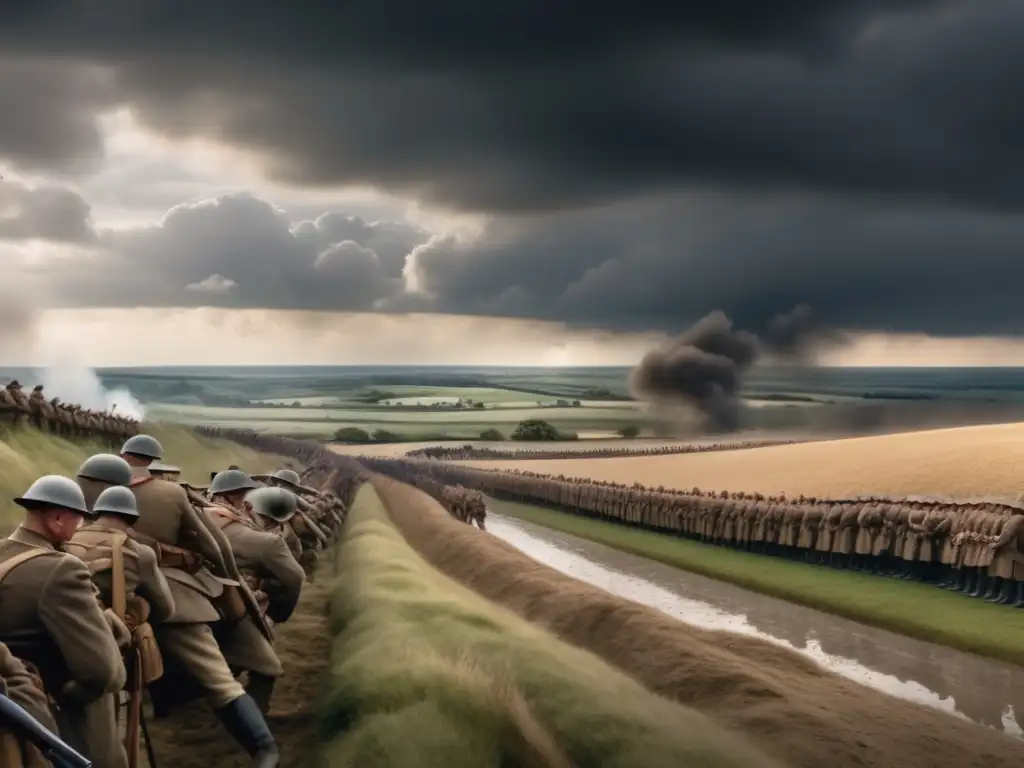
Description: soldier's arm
xmin=990 ymin=518 xmax=1019 ymax=549
xmin=136 ymin=544 xmax=176 ymax=624
xmin=260 ymin=535 xmax=306 ymax=623
xmin=177 ymin=491 xmax=232 ymax=575
xmin=0 ymin=642 xmax=58 ymax=733
xmin=932 ymin=516 xmax=953 ymax=535
xmin=39 ymin=557 xmax=126 ymax=702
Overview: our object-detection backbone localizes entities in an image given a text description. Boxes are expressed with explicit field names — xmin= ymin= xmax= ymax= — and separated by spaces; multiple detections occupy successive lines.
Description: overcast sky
xmin=2 ymin=1 xmax=1023 ymax=366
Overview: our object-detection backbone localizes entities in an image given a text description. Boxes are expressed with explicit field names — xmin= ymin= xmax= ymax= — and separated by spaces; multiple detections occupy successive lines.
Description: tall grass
xmin=0 ymin=423 xmax=288 ymax=531
xmin=313 ymin=485 xmax=783 ymax=768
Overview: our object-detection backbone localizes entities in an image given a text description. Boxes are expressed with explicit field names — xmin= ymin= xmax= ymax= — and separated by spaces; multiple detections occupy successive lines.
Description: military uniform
xmin=120 ymin=436 xmax=280 ymax=767
xmin=209 ymin=485 xmax=305 ymax=714
xmin=0 ymin=516 xmax=126 ymax=765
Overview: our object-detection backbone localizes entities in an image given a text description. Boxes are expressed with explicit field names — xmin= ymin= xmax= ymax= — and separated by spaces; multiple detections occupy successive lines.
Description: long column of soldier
xmin=0 ymin=433 xmax=349 ymax=768
xmin=1 ymin=380 xmax=142 ymax=447
xmin=359 ymin=457 xmax=1024 ymax=609
xmin=404 ymin=438 xmax=805 ymax=461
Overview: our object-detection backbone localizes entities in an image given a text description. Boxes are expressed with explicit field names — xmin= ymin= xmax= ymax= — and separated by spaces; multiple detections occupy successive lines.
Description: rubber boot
xmin=988 ymin=579 xmax=1012 ymax=604
xmin=936 ymin=565 xmax=951 ymax=588
xmin=247 ymin=673 xmax=278 ymax=715
xmin=1013 ymin=582 xmax=1024 ymax=608
xmin=946 ymin=568 xmax=966 ymax=591
xmin=214 ymin=694 xmax=280 ymax=767
xmin=984 ymin=577 xmax=1004 ymax=602
xmin=969 ymin=572 xmax=988 ymax=598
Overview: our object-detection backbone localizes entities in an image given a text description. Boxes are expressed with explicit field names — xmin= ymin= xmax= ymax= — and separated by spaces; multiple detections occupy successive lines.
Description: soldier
xmin=986 ymin=511 xmax=1023 ymax=604
xmin=65 ymin=486 xmax=176 ymax=768
xmin=216 ymin=486 xmax=306 ymax=713
xmin=76 ymin=453 xmax=135 ymax=513
xmin=206 ymin=471 xmax=291 ymax=717
xmin=148 ymin=462 xmax=181 ymax=483
xmin=0 ymin=476 xmax=127 ymax=765
xmin=1 ymin=640 xmax=60 ymax=768
xmin=118 ymin=435 xmax=280 ymax=767
xmin=4 ymin=382 xmax=29 ymax=427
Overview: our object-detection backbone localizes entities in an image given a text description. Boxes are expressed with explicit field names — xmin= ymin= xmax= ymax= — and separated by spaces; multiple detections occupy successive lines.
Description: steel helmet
xmin=92 ymin=486 xmax=140 ymax=519
xmin=270 ymin=468 xmax=301 ymax=488
xmin=14 ymin=475 xmax=89 ymax=515
xmin=121 ymin=434 xmax=164 ymax=460
xmin=245 ymin=487 xmax=298 ymax=522
xmin=77 ymin=454 xmax=133 ymax=487
xmin=209 ymin=469 xmax=259 ymax=496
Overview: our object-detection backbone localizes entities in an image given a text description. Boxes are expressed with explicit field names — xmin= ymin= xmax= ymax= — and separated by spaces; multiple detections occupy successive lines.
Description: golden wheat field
xmin=456 ymin=422 xmax=1024 ymax=499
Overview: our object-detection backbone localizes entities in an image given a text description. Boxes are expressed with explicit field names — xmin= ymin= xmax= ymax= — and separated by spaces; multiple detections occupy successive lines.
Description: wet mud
xmin=487 ymin=508 xmax=1024 ymax=737
xmin=372 ymin=474 xmax=1024 ymax=768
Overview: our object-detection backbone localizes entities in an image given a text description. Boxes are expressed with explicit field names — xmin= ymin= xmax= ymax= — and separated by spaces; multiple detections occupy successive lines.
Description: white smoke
xmin=35 ymin=339 xmax=147 ymax=421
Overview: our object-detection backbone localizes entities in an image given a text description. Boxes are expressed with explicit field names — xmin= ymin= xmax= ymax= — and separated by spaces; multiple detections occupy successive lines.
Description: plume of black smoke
xmin=630 ymin=303 xmax=849 ymax=432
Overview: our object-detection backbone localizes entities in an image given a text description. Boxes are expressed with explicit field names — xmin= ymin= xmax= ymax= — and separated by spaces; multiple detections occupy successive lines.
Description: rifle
xmin=0 ymin=693 xmax=91 ymax=768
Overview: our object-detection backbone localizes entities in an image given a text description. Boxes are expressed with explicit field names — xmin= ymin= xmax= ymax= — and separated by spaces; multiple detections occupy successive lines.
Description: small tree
xmin=333 ymin=426 xmax=371 ymax=443
xmin=511 ymin=419 xmax=560 ymax=441
xmin=618 ymin=425 xmax=641 ymax=438
xmin=371 ymin=428 xmax=402 ymax=442
xmin=479 ymin=428 xmax=505 ymax=441
xmin=473 ymin=401 xmax=486 ymax=409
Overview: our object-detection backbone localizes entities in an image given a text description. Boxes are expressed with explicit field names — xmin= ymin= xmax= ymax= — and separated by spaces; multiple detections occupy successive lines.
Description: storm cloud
xmin=1 ymin=1 xmax=1023 ymax=341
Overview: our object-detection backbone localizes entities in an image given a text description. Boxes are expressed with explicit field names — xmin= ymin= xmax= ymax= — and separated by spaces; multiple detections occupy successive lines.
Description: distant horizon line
xmin=7 ymin=363 xmax=1024 ymax=371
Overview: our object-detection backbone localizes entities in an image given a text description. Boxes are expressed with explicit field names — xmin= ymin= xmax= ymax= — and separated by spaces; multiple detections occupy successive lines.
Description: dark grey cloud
xmin=0 ymin=177 xmax=97 ymax=243
xmin=0 ymin=57 xmax=113 ymax=177
xmin=5 ymin=1 xmax=1024 ymax=341
xmin=0 ymin=0 xmax=1005 ymax=215
xmin=50 ymin=193 xmax=425 ymax=312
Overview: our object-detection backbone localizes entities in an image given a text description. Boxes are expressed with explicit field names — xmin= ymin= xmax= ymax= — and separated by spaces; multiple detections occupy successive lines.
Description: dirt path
xmin=144 ymin=575 xmax=332 ymax=767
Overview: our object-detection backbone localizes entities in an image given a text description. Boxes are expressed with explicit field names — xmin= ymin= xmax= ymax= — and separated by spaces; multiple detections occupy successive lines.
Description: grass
xmin=0 ymin=423 xmax=289 ymax=532
xmin=494 ymin=499 xmax=1024 ymax=667
xmin=313 ymin=484 xmax=781 ymax=768
xmin=464 ymin=421 xmax=1024 ymax=498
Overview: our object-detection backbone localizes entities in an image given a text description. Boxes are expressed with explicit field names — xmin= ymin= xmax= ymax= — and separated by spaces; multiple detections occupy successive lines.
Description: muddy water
xmin=486 ymin=509 xmax=1024 ymax=738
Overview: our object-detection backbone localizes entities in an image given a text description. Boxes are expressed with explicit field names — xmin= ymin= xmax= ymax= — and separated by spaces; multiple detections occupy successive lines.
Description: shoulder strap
xmin=0 ymin=549 xmax=54 ymax=583
xmin=210 ymin=505 xmax=257 ymax=530
xmin=130 ymin=476 xmax=156 ymax=488
xmin=111 ymin=533 xmax=128 ymax=619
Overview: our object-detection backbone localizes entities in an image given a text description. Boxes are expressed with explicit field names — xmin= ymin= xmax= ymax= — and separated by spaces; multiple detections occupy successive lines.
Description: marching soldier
xmin=210 ymin=483 xmax=305 ymax=713
xmin=118 ymin=435 xmax=280 ymax=767
xmin=0 ymin=476 xmax=126 ymax=766
xmin=76 ymin=453 xmax=135 ymax=513
xmin=65 ymin=486 xmax=176 ymax=768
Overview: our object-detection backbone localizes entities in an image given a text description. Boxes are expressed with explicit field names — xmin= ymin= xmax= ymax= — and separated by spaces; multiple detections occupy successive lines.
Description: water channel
xmin=485 ymin=504 xmax=1024 ymax=738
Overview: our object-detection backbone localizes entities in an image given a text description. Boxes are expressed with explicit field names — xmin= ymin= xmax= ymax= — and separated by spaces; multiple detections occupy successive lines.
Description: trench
xmin=485 ymin=501 xmax=1024 ymax=739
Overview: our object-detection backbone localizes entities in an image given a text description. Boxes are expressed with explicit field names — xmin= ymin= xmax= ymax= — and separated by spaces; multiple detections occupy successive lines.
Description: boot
xmin=1013 ymin=581 xmax=1024 ymax=608
xmin=247 ymin=673 xmax=277 ymax=715
xmin=969 ymin=572 xmax=988 ymax=598
xmin=214 ymin=694 xmax=280 ymax=767
xmin=946 ymin=568 xmax=967 ymax=591
xmin=988 ymin=579 xmax=1013 ymax=604
xmin=984 ymin=577 xmax=1003 ymax=602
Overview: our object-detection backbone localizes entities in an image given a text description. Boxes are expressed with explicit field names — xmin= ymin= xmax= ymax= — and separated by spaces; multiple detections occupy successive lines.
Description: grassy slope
xmin=315 ymin=484 xmax=782 ymax=768
xmin=494 ymin=500 xmax=1024 ymax=667
xmin=0 ymin=423 xmax=289 ymax=531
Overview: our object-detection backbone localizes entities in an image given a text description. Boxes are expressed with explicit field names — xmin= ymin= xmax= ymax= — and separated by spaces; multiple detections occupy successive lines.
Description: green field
xmin=148 ymin=399 xmax=645 ymax=439
xmin=492 ymin=499 xmax=1024 ymax=667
